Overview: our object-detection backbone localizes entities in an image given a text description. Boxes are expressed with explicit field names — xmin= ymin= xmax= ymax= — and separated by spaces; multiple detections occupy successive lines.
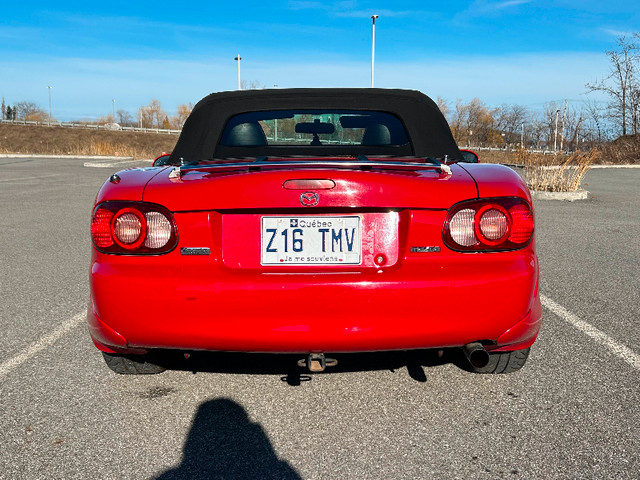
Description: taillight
xmin=449 ymin=208 xmax=476 ymax=247
xmin=144 ymin=211 xmax=173 ymax=248
xmin=91 ymin=202 xmax=178 ymax=255
xmin=91 ymin=208 xmax=114 ymax=248
xmin=507 ymin=203 xmax=535 ymax=244
xmin=443 ymin=198 xmax=534 ymax=252
xmin=112 ymin=208 xmax=146 ymax=249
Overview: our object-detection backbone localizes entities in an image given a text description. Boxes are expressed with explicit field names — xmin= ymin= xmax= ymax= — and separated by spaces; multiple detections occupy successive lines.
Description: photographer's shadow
xmin=157 ymin=398 xmax=301 ymax=479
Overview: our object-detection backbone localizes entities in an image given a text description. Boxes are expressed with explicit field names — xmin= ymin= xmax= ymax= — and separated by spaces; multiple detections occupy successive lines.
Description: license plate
xmin=261 ymin=216 xmax=361 ymax=265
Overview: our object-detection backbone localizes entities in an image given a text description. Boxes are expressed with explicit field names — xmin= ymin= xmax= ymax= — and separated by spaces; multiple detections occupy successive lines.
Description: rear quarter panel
xmin=458 ymin=163 xmax=531 ymax=202
xmin=94 ymin=167 xmax=169 ymax=204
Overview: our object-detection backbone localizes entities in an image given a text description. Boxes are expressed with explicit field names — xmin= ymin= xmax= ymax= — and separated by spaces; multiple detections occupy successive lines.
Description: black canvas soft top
xmin=169 ymin=88 xmax=463 ymax=163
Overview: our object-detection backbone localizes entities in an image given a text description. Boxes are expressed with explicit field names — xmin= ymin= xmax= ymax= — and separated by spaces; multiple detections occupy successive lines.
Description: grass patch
xmin=516 ymin=149 xmax=598 ymax=192
xmin=0 ymin=123 xmax=176 ymax=159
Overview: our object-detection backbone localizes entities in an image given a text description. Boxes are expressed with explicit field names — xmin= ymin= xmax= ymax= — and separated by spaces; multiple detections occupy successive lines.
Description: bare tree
xmin=116 ymin=109 xmax=135 ymax=127
xmin=630 ymin=85 xmax=640 ymax=135
xmin=586 ymin=35 xmax=639 ymax=136
xmin=13 ymin=101 xmax=48 ymax=121
xmin=450 ymin=98 xmax=500 ymax=147
xmin=173 ymin=103 xmax=194 ymax=129
xmin=449 ymin=99 xmax=467 ymax=144
xmin=240 ymin=80 xmax=264 ymax=90
xmin=138 ymin=99 xmax=166 ymax=128
xmin=436 ymin=97 xmax=450 ymax=121
xmin=584 ymin=99 xmax=607 ymax=144
xmin=495 ymin=104 xmax=529 ymax=146
xmin=561 ymin=107 xmax=584 ymax=151
xmin=529 ymin=113 xmax=547 ymax=150
xmin=96 ymin=114 xmax=116 ymax=125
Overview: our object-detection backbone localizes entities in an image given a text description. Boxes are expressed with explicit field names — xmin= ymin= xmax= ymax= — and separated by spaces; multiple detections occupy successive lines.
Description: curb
xmin=0 ymin=154 xmax=135 ymax=161
xmin=531 ymin=189 xmax=590 ymax=202
xmin=589 ymin=164 xmax=640 ymax=169
xmin=505 ymin=164 xmax=640 ymax=170
xmin=84 ymin=159 xmax=153 ymax=168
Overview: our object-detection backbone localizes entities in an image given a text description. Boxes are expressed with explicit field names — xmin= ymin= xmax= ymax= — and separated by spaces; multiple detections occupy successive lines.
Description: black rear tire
xmin=471 ymin=347 xmax=531 ymax=374
xmin=102 ymin=352 xmax=166 ymax=375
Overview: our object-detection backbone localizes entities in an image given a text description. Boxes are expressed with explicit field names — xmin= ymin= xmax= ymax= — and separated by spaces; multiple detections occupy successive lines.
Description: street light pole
xmin=234 ymin=55 xmax=242 ymax=90
xmin=553 ymin=109 xmax=560 ymax=152
xmin=559 ymin=100 xmax=567 ymax=152
xmin=46 ymin=85 xmax=52 ymax=126
xmin=112 ymin=99 xmax=116 ymax=121
xmin=371 ymin=15 xmax=379 ymax=88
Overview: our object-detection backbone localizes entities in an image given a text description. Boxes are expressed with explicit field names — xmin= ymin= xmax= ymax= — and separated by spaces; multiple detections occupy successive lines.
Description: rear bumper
xmin=88 ymin=250 xmax=541 ymax=354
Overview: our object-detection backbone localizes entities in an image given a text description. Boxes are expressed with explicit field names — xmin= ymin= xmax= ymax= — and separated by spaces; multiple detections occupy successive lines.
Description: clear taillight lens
xmin=144 ymin=211 xmax=172 ymax=249
xmin=113 ymin=209 xmax=146 ymax=248
xmin=443 ymin=198 xmax=534 ymax=252
xmin=449 ymin=208 xmax=477 ymax=246
xmin=477 ymin=206 xmax=509 ymax=244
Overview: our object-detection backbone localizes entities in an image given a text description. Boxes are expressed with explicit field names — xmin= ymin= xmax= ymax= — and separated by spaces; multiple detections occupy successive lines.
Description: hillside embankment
xmin=1 ymin=122 xmax=638 ymax=164
xmin=0 ymin=124 xmax=177 ymax=159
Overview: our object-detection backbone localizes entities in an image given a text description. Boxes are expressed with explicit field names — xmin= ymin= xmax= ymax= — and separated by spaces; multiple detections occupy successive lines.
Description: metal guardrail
xmin=468 ymin=145 xmax=570 ymax=155
xmin=0 ymin=120 xmax=572 ymax=151
xmin=0 ymin=119 xmax=181 ymax=135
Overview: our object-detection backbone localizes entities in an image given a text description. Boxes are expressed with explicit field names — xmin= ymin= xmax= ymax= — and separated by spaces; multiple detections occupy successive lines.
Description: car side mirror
xmin=153 ymin=153 xmax=174 ymax=167
xmin=459 ymin=150 xmax=479 ymax=163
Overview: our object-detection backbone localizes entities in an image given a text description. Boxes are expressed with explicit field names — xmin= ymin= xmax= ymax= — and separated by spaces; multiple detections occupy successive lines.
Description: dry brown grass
xmin=475 ymin=149 xmax=515 ymax=165
xmin=600 ymin=134 xmax=640 ymax=164
xmin=74 ymin=140 xmax=149 ymax=158
xmin=516 ymin=149 xmax=598 ymax=192
xmin=0 ymin=123 xmax=177 ymax=159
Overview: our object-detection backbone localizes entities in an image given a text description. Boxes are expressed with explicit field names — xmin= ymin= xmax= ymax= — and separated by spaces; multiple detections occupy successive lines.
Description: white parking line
xmin=3 ymin=299 xmax=638 ymax=379
xmin=83 ymin=160 xmax=143 ymax=168
xmin=0 ymin=312 xmax=85 ymax=381
xmin=541 ymin=295 xmax=640 ymax=371
xmin=0 ymin=174 xmax=62 ymax=183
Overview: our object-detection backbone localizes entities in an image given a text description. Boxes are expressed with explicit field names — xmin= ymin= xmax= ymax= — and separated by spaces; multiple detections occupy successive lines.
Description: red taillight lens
xmin=91 ymin=208 xmax=114 ymax=248
xmin=90 ymin=202 xmax=177 ymax=254
xmin=444 ymin=198 xmax=534 ymax=252
xmin=508 ymin=204 xmax=534 ymax=244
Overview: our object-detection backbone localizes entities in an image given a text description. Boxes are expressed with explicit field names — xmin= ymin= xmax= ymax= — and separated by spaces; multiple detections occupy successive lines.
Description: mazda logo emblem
xmin=300 ymin=191 xmax=319 ymax=207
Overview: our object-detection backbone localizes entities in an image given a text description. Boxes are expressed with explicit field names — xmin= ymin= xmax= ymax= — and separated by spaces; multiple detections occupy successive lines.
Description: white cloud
xmin=457 ymin=0 xmax=534 ymax=20
xmin=287 ymin=0 xmax=427 ymax=18
xmin=602 ymin=28 xmax=637 ymax=39
xmin=494 ymin=0 xmax=533 ymax=10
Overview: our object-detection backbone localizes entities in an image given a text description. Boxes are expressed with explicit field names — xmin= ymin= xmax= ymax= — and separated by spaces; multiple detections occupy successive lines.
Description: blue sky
xmin=1 ymin=1 xmax=638 ymax=120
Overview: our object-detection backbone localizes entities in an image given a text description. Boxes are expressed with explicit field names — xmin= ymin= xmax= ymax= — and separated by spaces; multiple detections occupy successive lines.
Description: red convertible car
xmin=88 ymin=89 xmax=540 ymax=375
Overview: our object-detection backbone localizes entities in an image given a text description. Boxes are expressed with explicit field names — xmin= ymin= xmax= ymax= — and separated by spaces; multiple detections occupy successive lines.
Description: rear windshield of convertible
xmin=218 ymin=110 xmax=410 ymax=154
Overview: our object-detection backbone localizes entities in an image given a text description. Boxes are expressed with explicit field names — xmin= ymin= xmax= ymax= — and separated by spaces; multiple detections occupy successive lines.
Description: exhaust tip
xmin=462 ymin=342 xmax=490 ymax=368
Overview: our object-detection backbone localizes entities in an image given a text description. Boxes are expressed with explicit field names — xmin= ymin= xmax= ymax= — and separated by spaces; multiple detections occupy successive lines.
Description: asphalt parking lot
xmin=0 ymin=157 xmax=638 ymax=479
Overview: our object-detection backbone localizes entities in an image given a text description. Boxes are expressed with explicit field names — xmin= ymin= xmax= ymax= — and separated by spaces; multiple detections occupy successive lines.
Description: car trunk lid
xmin=143 ymin=159 xmax=478 ymax=271
xmin=142 ymin=159 xmax=477 ymax=211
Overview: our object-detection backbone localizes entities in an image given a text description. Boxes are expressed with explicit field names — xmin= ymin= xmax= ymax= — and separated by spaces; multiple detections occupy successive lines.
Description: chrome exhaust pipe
xmin=462 ymin=342 xmax=490 ymax=368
